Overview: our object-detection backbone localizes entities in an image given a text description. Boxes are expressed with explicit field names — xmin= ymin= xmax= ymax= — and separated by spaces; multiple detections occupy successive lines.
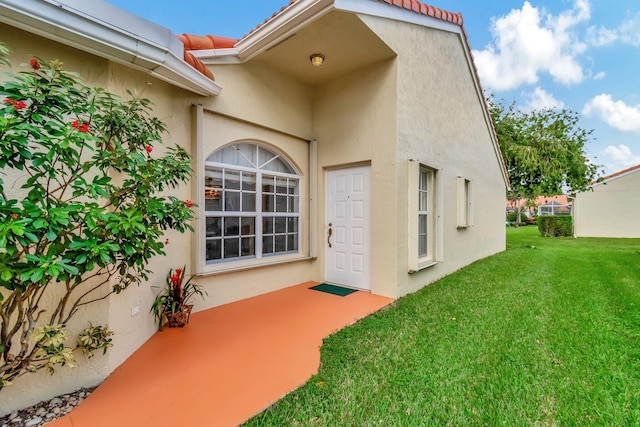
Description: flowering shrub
xmin=150 ymin=267 xmax=206 ymax=330
xmin=0 ymin=44 xmax=195 ymax=388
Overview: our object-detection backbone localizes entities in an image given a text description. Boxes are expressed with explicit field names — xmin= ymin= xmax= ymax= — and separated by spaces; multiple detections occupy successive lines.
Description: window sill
xmin=409 ymin=260 xmax=440 ymax=274
xmin=199 ymin=254 xmax=314 ymax=276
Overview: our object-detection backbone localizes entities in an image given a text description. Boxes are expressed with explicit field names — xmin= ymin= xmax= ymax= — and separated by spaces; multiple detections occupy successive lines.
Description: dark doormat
xmin=309 ymin=283 xmax=358 ymax=296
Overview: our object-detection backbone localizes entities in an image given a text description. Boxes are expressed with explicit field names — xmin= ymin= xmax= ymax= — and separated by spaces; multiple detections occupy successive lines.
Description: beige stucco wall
xmin=190 ymin=62 xmax=319 ymax=307
xmin=312 ymin=59 xmax=399 ymax=297
xmin=0 ymin=26 xmax=200 ymax=414
xmin=573 ymin=171 xmax=640 ymax=238
xmin=359 ymin=15 xmax=507 ymax=297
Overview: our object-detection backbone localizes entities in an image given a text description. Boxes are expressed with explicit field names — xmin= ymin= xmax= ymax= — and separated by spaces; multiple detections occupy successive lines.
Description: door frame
xmin=325 ymin=164 xmax=371 ymax=290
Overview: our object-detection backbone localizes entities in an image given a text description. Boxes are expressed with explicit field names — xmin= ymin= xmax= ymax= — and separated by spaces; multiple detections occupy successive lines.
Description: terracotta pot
xmin=164 ymin=305 xmax=193 ymax=328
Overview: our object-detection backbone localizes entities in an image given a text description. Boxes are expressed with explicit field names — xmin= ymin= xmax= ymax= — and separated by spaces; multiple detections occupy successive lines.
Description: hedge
xmin=537 ymin=215 xmax=573 ymax=237
xmin=507 ymin=211 xmax=527 ymax=223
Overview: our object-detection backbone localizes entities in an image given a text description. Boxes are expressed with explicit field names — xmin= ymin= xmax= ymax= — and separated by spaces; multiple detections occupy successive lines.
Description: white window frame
xmin=457 ymin=176 xmax=473 ymax=228
xmin=200 ymin=143 xmax=303 ymax=272
xmin=408 ymin=160 xmax=442 ymax=272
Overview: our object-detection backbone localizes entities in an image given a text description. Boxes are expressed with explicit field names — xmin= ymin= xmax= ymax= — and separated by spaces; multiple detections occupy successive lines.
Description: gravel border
xmin=0 ymin=387 xmax=95 ymax=427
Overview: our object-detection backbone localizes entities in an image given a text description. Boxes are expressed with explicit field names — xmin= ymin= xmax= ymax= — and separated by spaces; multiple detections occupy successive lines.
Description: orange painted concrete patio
xmin=49 ymin=282 xmax=393 ymax=427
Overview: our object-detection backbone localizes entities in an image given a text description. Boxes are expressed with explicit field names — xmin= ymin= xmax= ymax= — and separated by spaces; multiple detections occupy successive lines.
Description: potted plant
xmin=150 ymin=266 xmax=206 ymax=330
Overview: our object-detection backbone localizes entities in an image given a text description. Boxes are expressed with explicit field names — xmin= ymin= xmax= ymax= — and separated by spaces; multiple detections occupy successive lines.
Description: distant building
xmin=573 ymin=164 xmax=640 ymax=237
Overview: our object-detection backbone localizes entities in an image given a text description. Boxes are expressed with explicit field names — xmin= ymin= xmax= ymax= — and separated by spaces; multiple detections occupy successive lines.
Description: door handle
xmin=327 ymin=223 xmax=333 ymax=248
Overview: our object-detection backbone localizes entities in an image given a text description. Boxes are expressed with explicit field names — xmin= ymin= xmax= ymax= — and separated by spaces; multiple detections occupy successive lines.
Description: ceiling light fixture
xmin=310 ymin=53 xmax=325 ymax=67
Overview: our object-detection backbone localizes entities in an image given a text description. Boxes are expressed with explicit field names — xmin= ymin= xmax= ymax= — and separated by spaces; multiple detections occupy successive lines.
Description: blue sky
xmin=107 ymin=0 xmax=640 ymax=175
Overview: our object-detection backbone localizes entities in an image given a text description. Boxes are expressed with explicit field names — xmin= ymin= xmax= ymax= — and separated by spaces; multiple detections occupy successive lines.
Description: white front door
xmin=326 ymin=166 xmax=371 ymax=290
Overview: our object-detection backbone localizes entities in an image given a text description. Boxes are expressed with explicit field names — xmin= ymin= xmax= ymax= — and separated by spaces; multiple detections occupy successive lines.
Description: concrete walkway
xmin=48 ymin=282 xmax=394 ymax=427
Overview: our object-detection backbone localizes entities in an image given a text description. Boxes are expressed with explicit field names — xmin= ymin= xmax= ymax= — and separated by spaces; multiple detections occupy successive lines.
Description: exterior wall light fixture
xmin=310 ymin=53 xmax=325 ymax=67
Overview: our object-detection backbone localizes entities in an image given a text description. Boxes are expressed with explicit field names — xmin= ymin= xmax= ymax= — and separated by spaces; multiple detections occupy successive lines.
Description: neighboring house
xmin=538 ymin=198 xmax=571 ymax=216
xmin=573 ymin=164 xmax=640 ymax=238
xmin=0 ymin=0 xmax=508 ymax=413
xmin=506 ymin=195 xmax=571 ymax=217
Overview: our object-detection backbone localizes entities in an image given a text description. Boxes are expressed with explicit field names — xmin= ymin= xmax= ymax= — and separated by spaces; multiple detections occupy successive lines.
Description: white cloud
xmin=587 ymin=26 xmax=619 ymax=46
xmin=587 ymin=12 xmax=640 ymax=47
xmin=593 ymin=71 xmax=606 ymax=80
xmin=598 ymin=144 xmax=640 ymax=174
xmin=583 ymin=94 xmax=640 ymax=133
xmin=523 ymin=87 xmax=565 ymax=110
xmin=618 ymin=13 xmax=640 ymax=46
xmin=473 ymin=1 xmax=590 ymax=91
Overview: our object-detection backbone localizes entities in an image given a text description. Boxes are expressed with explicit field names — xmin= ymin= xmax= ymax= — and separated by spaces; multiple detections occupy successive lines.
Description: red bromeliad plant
xmin=150 ymin=266 xmax=206 ymax=330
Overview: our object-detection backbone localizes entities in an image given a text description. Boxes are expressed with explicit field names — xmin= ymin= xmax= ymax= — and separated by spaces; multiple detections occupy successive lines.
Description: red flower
xmin=72 ymin=121 xmax=89 ymax=133
xmin=10 ymin=213 xmax=19 ymax=220
xmin=145 ymin=145 xmax=153 ymax=153
xmin=30 ymin=58 xmax=41 ymax=70
xmin=165 ymin=238 xmax=169 ymax=245
xmin=184 ymin=200 xmax=194 ymax=208
xmin=3 ymin=99 xmax=26 ymax=110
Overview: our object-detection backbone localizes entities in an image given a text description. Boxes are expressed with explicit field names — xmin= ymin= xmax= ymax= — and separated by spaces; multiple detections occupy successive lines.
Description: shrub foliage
xmin=507 ymin=211 xmax=527 ymax=223
xmin=0 ymin=46 xmax=194 ymax=388
xmin=538 ymin=216 xmax=573 ymax=237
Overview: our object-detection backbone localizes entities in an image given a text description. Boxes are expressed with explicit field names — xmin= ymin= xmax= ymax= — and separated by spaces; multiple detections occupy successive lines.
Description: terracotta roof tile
xmin=179 ymin=1 xmax=463 ymax=51
xmin=177 ymin=34 xmax=238 ymax=50
xmin=240 ymin=0 xmax=462 ymax=39
xmin=175 ymin=35 xmax=238 ymax=82
xmin=183 ymin=50 xmax=214 ymax=80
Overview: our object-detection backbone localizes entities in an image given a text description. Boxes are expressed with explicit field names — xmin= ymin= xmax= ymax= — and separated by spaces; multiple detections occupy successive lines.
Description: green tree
xmin=0 ymin=46 xmax=194 ymax=388
xmin=489 ymin=98 xmax=598 ymax=225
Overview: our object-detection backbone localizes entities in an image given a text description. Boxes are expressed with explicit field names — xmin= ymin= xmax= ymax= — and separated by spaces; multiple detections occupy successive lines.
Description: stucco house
xmin=573 ymin=164 xmax=640 ymax=238
xmin=0 ymin=0 xmax=508 ymax=413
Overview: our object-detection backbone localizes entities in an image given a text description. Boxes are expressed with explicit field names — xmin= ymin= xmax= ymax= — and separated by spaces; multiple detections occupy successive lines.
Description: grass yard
xmin=245 ymin=227 xmax=640 ymax=426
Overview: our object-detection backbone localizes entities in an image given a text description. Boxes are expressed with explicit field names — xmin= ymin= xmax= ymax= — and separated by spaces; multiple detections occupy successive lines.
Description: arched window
xmin=204 ymin=143 xmax=300 ymax=263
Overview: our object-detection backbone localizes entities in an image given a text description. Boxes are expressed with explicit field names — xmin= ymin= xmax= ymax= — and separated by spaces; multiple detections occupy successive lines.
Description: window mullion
xmin=256 ymin=172 xmax=263 ymax=259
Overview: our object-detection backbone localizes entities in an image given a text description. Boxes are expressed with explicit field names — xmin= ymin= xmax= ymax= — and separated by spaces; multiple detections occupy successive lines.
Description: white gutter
xmin=0 ymin=0 xmax=221 ymax=96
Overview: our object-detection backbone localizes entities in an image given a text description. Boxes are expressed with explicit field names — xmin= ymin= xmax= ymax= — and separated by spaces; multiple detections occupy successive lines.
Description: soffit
xmin=248 ymin=10 xmax=396 ymax=87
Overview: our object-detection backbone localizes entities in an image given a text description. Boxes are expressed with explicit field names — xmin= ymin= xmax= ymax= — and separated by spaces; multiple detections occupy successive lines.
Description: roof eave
xmin=0 ymin=0 xmax=221 ymax=96
xmin=234 ymin=0 xmax=335 ymax=61
xmin=588 ymin=164 xmax=640 ymax=189
xmin=192 ymin=48 xmax=243 ymax=65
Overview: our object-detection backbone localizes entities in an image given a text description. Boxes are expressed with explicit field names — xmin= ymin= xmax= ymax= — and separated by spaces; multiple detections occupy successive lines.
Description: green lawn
xmin=245 ymin=227 xmax=640 ymax=426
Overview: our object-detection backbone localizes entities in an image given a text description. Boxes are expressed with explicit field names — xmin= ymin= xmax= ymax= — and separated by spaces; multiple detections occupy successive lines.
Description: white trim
xmin=408 ymin=161 xmax=443 ymax=273
xmin=456 ymin=176 xmax=473 ymax=228
xmin=192 ymin=48 xmax=242 ymax=65
xmin=335 ymin=0 xmax=460 ymax=34
xmin=234 ymin=0 xmax=335 ymax=62
xmin=407 ymin=160 xmax=420 ymax=272
xmin=199 ymin=254 xmax=313 ymax=276
xmin=325 ymin=165 xmax=372 ymax=290
xmin=193 ymin=104 xmax=206 ymax=275
xmin=0 ymin=0 xmax=221 ymax=96
xmin=435 ymin=168 xmax=444 ymax=262
xmin=309 ymin=140 xmax=318 ymax=259
xmin=588 ymin=166 xmax=640 ymax=189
